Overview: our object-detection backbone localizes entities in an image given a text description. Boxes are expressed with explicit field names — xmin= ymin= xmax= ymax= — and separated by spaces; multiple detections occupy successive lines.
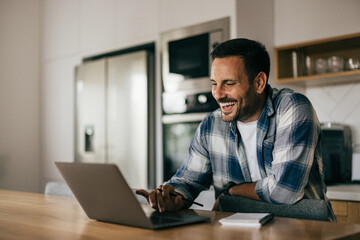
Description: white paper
xmin=352 ymin=153 xmax=360 ymax=181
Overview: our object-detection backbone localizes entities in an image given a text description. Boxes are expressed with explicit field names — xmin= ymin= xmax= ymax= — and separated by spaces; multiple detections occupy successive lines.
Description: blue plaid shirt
xmin=167 ymin=86 xmax=335 ymax=221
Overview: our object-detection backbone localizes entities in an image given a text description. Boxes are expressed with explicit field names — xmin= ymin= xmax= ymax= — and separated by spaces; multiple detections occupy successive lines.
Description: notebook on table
xmin=55 ymin=162 xmax=209 ymax=230
xmin=219 ymin=212 xmax=274 ymax=227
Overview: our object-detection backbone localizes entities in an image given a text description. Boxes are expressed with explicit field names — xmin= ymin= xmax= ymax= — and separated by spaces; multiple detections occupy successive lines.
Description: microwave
xmin=161 ymin=17 xmax=230 ymax=94
xmin=161 ymin=17 xmax=230 ymax=114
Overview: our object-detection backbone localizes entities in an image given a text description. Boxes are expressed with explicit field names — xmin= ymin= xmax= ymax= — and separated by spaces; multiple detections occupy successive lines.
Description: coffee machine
xmin=320 ymin=123 xmax=352 ymax=184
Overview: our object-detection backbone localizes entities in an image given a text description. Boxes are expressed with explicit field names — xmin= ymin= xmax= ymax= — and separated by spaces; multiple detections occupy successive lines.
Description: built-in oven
xmin=160 ymin=18 xmax=230 ymax=182
xmin=162 ymin=113 xmax=207 ymax=181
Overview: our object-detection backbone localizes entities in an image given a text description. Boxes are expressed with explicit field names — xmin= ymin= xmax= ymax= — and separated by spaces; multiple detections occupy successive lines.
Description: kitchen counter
xmin=327 ymin=184 xmax=360 ymax=201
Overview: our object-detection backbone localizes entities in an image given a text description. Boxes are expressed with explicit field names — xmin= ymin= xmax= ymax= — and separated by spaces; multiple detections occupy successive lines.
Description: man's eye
xmin=226 ymin=82 xmax=235 ymax=86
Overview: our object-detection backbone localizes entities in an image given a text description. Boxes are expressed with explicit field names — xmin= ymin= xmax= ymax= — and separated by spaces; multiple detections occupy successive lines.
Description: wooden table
xmin=1 ymin=190 xmax=360 ymax=240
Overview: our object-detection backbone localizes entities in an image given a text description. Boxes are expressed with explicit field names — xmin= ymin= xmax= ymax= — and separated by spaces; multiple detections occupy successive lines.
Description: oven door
xmin=162 ymin=113 xmax=208 ymax=182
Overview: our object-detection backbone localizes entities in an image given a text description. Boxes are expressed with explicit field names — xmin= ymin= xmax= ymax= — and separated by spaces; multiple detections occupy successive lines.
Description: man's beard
xmin=220 ymin=102 xmax=255 ymax=122
xmin=220 ymin=93 xmax=260 ymax=122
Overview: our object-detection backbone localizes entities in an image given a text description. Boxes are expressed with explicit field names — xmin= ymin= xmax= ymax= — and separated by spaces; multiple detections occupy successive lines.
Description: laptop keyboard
xmin=148 ymin=211 xmax=192 ymax=224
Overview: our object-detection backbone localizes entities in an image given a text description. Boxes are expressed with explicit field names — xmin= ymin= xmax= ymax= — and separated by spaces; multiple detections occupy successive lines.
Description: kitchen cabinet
xmin=327 ymin=184 xmax=360 ymax=223
xmin=274 ymin=32 xmax=360 ymax=86
xmin=330 ymin=200 xmax=360 ymax=223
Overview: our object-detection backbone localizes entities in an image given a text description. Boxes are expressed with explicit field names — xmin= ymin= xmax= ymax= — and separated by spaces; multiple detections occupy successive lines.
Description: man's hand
xmin=135 ymin=184 xmax=185 ymax=212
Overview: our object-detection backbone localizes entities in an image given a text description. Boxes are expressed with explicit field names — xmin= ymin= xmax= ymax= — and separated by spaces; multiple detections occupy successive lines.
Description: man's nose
xmin=212 ymin=85 xmax=226 ymax=100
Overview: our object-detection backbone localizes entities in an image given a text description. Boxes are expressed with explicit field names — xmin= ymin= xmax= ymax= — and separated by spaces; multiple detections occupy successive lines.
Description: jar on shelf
xmin=327 ymin=56 xmax=344 ymax=73
xmin=314 ymin=58 xmax=328 ymax=74
xmin=345 ymin=57 xmax=360 ymax=71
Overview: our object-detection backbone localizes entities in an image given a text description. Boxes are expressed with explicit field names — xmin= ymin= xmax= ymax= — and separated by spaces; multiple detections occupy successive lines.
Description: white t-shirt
xmin=237 ymin=120 xmax=262 ymax=181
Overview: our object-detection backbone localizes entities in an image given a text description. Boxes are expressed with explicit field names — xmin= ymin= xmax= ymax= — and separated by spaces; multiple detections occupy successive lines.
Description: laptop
xmin=55 ymin=162 xmax=210 ymax=230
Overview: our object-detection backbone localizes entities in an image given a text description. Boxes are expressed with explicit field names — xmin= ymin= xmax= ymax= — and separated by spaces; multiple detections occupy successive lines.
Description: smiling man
xmin=136 ymin=38 xmax=336 ymax=222
xmin=211 ymin=56 xmax=266 ymax=123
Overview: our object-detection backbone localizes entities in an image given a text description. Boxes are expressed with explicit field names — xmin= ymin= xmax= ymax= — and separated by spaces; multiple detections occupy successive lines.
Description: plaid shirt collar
xmin=228 ymin=84 xmax=275 ymax=136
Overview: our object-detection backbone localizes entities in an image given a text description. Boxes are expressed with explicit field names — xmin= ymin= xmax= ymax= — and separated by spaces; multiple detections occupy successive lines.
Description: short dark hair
xmin=210 ymin=38 xmax=270 ymax=83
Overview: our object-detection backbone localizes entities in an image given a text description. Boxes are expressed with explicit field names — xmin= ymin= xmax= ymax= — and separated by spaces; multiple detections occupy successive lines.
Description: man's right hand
xmin=135 ymin=184 xmax=185 ymax=212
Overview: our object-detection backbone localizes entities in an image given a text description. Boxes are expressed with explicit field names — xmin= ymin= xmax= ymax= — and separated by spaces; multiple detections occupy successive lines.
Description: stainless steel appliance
xmin=162 ymin=115 xmax=204 ymax=181
xmin=161 ymin=17 xmax=230 ymax=114
xmin=75 ymin=46 xmax=155 ymax=189
xmin=320 ymin=122 xmax=352 ymax=184
xmin=160 ymin=18 xmax=230 ymax=182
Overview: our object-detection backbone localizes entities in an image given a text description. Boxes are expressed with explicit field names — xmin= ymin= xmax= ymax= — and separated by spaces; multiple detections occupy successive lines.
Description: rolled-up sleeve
xmin=166 ymin=116 xmax=213 ymax=207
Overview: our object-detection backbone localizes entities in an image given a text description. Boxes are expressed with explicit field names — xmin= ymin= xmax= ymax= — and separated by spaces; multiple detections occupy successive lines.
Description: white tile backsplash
xmin=305 ymin=81 xmax=360 ymax=149
xmin=330 ymin=83 xmax=360 ymax=122
xmin=306 ymin=86 xmax=336 ymax=117
xmin=323 ymin=84 xmax=352 ymax=103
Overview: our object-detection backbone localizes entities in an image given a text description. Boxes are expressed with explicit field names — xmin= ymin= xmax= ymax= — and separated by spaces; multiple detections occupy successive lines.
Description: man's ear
xmin=254 ymin=72 xmax=267 ymax=94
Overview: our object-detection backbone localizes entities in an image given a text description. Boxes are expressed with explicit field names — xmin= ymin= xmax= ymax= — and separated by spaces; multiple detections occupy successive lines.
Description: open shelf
xmin=275 ymin=32 xmax=360 ymax=86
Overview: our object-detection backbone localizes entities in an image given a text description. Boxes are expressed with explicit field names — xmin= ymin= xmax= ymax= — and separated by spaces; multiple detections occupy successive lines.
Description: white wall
xmin=274 ymin=0 xmax=360 ymax=147
xmin=274 ymin=0 xmax=360 ymax=46
xmin=0 ymin=0 xmax=40 ymax=192
xmin=236 ymin=0 xmax=274 ymax=83
xmin=159 ymin=0 xmax=237 ymax=36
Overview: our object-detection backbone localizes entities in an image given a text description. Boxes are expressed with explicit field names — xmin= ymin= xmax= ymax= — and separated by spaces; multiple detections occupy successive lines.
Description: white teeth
xmin=220 ymin=102 xmax=236 ymax=107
